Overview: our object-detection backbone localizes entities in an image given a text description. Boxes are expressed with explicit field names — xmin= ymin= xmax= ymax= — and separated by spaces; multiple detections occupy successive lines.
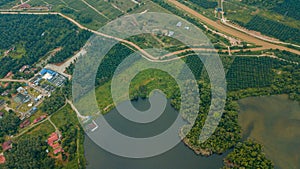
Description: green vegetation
xmin=31 ymin=0 xmax=109 ymax=29
xmin=51 ymin=105 xmax=86 ymax=169
xmin=25 ymin=121 xmax=55 ymax=140
xmin=223 ymin=140 xmax=273 ymax=169
xmin=242 ymin=0 xmax=282 ymax=9
xmin=95 ymin=43 xmax=134 ymax=86
xmin=273 ymin=0 xmax=300 ymax=20
xmin=41 ymin=85 xmax=70 ymax=115
xmin=4 ymin=136 xmax=55 ymax=169
xmin=0 ymin=0 xmax=15 ymax=8
xmin=226 ymin=57 xmax=275 ymax=91
xmin=0 ymin=14 xmax=91 ymax=78
xmin=242 ymin=0 xmax=300 ymax=21
xmin=126 ymin=33 xmax=184 ymax=52
xmin=223 ymin=0 xmax=300 ymax=45
xmin=129 ymin=69 xmax=178 ymax=100
xmin=183 ymin=86 xmax=241 ymax=155
xmin=153 ymin=0 xmax=230 ymax=46
xmin=177 ymin=0 xmax=220 ymax=20
xmin=188 ymin=0 xmax=218 ymax=9
xmin=273 ymin=49 xmax=300 ymax=63
xmin=49 ymin=30 xmax=92 ymax=63
xmin=83 ymin=0 xmax=123 ymax=20
xmin=244 ymin=15 xmax=300 ymax=44
xmin=91 ymin=48 xmax=299 ymax=168
xmin=110 ymin=0 xmax=136 ymax=12
xmin=228 ymin=56 xmax=300 ymax=102
xmin=0 ymin=110 xmax=20 ymax=140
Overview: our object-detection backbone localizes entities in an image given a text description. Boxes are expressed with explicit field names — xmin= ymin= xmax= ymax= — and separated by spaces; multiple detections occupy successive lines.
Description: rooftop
xmin=0 ymin=155 xmax=5 ymax=164
xmin=2 ymin=141 xmax=12 ymax=152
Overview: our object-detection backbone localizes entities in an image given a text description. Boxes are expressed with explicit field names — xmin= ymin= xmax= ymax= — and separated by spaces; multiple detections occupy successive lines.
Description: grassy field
xmin=27 ymin=0 xmax=170 ymax=31
xmin=94 ymin=69 xmax=178 ymax=113
xmin=129 ymin=0 xmax=170 ymax=14
xmin=28 ymin=0 xmax=108 ymax=29
xmin=177 ymin=0 xmax=219 ymax=21
xmin=76 ymin=57 xmax=182 ymax=115
xmin=110 ymin=0 xmax=136 ymax=12
xmin=223 ymin=0 xmax=257 ymax=24
xmin=25 ymin=120 xmax=55 ymax=140
xmin=85 ymin=0 xmax=123 ymax=20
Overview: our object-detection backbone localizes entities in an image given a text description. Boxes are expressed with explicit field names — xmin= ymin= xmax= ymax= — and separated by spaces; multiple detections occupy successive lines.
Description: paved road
xmin=167 ymin=0 xmax=300 ymax=55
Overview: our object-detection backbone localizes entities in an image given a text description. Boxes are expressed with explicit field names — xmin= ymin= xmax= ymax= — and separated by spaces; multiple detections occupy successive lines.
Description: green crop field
xmin=85 ymin=0 xmax=123 ymax=20
xmin=110 ymin=0 xmax=136 ymax=12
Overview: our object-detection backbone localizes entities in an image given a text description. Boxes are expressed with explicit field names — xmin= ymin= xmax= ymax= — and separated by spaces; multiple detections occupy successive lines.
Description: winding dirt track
xmin=167 ymin=0 xmax=300 ymax=55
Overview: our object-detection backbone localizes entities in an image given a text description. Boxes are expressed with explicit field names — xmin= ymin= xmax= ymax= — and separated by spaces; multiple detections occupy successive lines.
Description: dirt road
xmin=167 ymin=0 xmax=300 ymax=55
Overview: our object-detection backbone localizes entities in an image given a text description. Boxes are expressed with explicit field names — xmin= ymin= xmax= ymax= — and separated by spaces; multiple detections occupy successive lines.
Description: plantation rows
xmin=188 ymin=0 xmax=218 ymax=9
xmin=0 ymin=14 xmax=91 ymax=78
xmin=226 ymin=57 xmax=275 ymax=91
xmin=273 ymin=0 xmax=300 ymax=20
xmin=245 ymin=15 xmax=300 ymax=44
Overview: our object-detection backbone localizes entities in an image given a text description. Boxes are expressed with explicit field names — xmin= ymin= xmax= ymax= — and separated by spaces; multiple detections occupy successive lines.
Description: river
xmin=84 ymin=96 xmax=227 ymax=169
xmin=238 ymin=95 xmax=300 ymax=169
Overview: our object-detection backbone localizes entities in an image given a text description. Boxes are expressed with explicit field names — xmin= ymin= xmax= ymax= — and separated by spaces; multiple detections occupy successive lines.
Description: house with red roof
xmin=47 ymin=132 xmax=64 ymax=155
xmin=0 ymin=155 xmax=5 ymax=164
xmin=5 ymin=72 xmax=12 ymax=78
xmin=20 ymin=119 xmax=30 ymax=128
xmin=19 ymin=3 xmax=31 ymax=9
xmin=53 ymin=148 xmax=64 ymax=155
xmin=33 ymin=115 xmax=47 ymax=124
xmin=47 ymin=132 xmax=59 ymax=147
xmin=2 ymin=141 xmax=12 ymax=152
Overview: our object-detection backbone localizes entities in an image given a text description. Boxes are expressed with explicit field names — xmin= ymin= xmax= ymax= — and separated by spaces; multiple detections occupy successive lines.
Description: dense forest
xmin=40 ymin=80 xmax=74 ymax=115
xmin=48 ymin=30 xmax=92 ymax=63
xmin=223 ymin=140 xmax=274 ymax=169
xmin=4 ymin=136 xmax=55 ymax=169
xmin=0 ymin=110 xmax=20 ymax=142
xmin=244 ymin=15 xmax=300 ymax=44
xmin=183 ymin=88 xmax=242 ymax=155
xmin=95 ymin=44 xmax=134 ymax=86
xmin=0 ymin=14 xmax=91 ymax=78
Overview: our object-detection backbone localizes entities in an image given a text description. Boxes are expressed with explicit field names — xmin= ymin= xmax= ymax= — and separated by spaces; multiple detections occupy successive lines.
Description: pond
xmin=238 ymin=95 xmax=300 ymax=169
xmin=84 ymin=94 xmax=227 ymax=169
